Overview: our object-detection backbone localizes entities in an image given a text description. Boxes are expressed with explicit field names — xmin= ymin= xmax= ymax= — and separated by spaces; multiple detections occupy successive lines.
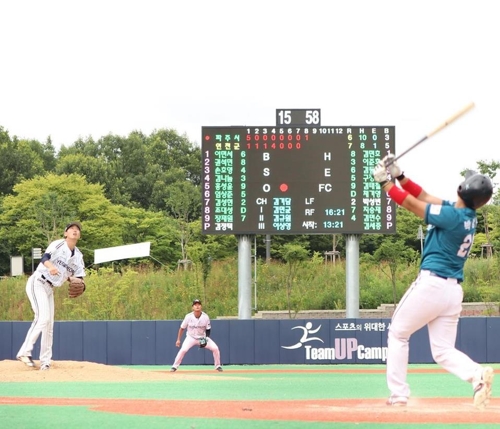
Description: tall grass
xmin=1 ymin=256 xmax=499 ymax=321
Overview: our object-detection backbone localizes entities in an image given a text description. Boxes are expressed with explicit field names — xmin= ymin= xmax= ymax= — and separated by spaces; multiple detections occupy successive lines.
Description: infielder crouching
xmin=171 ymin=299 xmax=222 ymax=372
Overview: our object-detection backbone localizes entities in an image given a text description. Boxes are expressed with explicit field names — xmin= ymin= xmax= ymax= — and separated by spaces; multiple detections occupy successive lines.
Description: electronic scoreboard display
xmin=202 ymin=109 xmax=396 ymax=235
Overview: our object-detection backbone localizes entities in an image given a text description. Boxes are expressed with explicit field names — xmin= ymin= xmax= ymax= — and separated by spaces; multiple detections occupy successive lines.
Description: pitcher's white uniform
xmin=172 ymin=311 xmax=221 ymax=370
xmin=17 ymin=238 xmax=85 ymax=367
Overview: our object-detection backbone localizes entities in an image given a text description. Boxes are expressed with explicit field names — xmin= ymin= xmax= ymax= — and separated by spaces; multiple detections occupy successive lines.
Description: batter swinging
xmin=373 ymin=155 xmax=494 ymax=409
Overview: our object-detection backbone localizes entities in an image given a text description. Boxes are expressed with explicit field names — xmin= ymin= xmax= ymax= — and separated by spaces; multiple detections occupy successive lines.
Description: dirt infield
xmin=1 ymin=360 xmax=498 ymax=424
xmin=1 ymin=397 xmax=499 ymax=423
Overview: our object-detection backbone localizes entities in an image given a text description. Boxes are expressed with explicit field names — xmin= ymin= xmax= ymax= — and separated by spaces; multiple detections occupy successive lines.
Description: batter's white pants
xmin=386 ymin=270 xmax=481 ymax=399
xmin=17 ymin=274 xmax=55 ymax=366
xmin=172 ymin=335 xmax=221 ymax=369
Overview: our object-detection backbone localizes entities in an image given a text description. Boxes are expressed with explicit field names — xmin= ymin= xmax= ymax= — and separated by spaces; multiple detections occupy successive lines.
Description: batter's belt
xmin=421 ymin=270 xmax=461 ymax=284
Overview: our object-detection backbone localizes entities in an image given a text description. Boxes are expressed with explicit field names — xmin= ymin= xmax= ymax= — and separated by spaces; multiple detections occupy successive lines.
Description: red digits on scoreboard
xmin=245 ymin=133 xmax=304 ymax=150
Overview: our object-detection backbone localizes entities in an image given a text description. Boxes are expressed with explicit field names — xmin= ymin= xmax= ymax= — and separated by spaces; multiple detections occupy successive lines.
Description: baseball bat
xmin=386 ymin=102 xmax=475 ymax=166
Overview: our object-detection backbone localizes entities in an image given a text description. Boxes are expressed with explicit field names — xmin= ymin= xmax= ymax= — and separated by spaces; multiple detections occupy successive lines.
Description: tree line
xmin=0 ymin=125 xmax=499 ymax=276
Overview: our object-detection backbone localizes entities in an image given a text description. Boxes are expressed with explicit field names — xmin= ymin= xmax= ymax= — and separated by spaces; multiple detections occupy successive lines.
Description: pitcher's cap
xmin=192 ymin=299 xmax=202 ymax=305
xmin=65 ymin=222 xmax=82 ymax=232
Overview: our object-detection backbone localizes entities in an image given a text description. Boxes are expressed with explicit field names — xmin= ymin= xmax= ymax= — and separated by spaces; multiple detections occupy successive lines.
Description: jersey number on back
xmin=457 ymin=233 xmax=474 ymax=258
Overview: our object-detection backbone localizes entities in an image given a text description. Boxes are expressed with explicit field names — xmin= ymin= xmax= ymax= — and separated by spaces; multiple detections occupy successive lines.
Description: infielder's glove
xmin=199 ymin=337 xmax=208 ymax=348
xmin=68 ymin=277 xmax=86 ymax=298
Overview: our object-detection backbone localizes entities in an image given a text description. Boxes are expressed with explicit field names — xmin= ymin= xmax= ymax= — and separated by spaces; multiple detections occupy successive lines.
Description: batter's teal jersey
xmin=420 ymin=200 xmax=477 ymax=282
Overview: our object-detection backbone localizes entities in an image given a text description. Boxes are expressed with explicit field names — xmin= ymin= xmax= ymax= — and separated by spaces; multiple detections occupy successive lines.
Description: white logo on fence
xmin=281 ymin=322 xmax=388 ymax=361
xmin=281 ymin=322 xmax=324 ymax=349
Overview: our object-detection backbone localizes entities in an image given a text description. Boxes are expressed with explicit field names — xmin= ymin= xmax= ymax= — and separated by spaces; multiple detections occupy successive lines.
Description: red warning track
xmin=1 ymin=397 xmax=499 ymax=423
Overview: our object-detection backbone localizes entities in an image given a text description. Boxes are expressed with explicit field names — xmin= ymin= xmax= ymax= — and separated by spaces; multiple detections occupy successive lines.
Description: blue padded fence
xmin=1 ymin=318 xmax=499 ymax=365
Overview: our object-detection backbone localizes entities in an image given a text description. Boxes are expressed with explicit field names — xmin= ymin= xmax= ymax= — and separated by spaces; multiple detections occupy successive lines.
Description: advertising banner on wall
xmin=279 ymin=320 xmax=390 ymax=364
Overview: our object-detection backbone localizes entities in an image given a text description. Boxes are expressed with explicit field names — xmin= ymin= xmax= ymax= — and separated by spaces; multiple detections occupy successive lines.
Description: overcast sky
xmin=1 ymin=0 xmax=498 ymax=201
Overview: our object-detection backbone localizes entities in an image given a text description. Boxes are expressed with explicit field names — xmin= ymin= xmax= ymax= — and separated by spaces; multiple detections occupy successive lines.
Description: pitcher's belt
xmin=39 ymin=275 xmax=54 ymax=287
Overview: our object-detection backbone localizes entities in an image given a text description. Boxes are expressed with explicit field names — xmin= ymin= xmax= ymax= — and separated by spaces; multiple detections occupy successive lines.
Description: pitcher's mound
xmin=0 ymin=359 xmax=218 ymax=382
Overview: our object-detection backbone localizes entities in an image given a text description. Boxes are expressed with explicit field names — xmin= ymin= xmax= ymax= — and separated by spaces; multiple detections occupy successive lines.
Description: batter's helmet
xmin=457 ymin=170 xmax=493 ymax=209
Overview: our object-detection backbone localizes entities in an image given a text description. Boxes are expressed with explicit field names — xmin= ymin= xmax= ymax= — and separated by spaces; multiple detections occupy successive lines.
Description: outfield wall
xmin=1 ymin=318 xmax=499 ymax=365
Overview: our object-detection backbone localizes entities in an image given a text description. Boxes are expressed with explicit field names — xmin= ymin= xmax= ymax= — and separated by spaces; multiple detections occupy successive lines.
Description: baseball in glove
xmin=68 ymin=277 xmax=86 ymax=298
xmin=199 ymin=337 xmax=208 ymax=348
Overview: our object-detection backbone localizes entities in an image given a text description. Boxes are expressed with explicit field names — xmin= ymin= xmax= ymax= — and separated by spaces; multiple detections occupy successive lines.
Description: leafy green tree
xmin=393 ymin=206 xmax=426 ymax=254
xmin=115 ymin=205 xmax=182 ymax=268
xmin=462 ymin=160 xmax=500 ymax=256
xmin=56 ymin=129 xmax=202 ymax=212
xmin=489 ymin=206 xmax=500 ymax=253
xmin=279 ymin=243 xmax=309 ymax=318
xmin=164 ymin=181 xmax=202 ymax=265
xmin=360 ymin=206 xmax=424 ymax=257
xmin=0 ymin=174 xmax=123 ymax=272
xmin=28 ymin=137 xmax=57 ymax=172
xmin=55 ymin=153 xmax=128 ymax=205
xmin=150 ymin=167 xmax=191 ymax=212
xmin=0 ymin=128 xmax=46 ymax=196
xmin=188 ymin=241 xmax=218 ymax=303
xmin=148 ymin=129 xmax=201 ymax=186
xmin=373 ymin=239 xmax=418 ymax=306
xmin=189 ymin=219 xmax=238 ymax=261
xmin=58 ymin=136 xmax=100 ymax=158
xmin=307 ymin=234 xmax=345 ymax=257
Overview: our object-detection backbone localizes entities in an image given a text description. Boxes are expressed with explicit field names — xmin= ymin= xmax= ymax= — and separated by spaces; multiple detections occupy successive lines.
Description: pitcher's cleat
xmin=216 ymin=366 xmax=223 ymax=372
xmin=473 ymin=366 xmax=494 ymax=409
xmin=386 ymin=396 xmax=407 ymax=406
xmin=17 ymin=356 xmax=36 ymax=368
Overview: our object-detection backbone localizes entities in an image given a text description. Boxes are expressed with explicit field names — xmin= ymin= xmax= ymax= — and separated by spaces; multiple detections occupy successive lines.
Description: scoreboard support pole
xmin=237 ymin=235 xmax=253 ymax=319
xmin=202 ymin=109 xmax=397 ymax=319
xmin=265 ymin=235 xmax=271 ymax=263
xmin=345 ymin=235 xmax=360 ymax=318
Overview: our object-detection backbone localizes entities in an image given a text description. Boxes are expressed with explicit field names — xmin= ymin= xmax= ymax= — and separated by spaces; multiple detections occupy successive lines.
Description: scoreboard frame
xmin=202 ymin=109 xmax=396 ymax=235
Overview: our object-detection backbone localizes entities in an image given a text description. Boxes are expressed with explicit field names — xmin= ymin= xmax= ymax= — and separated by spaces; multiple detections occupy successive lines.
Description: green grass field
xmin=0 ymin=364 xmax=499 ymax=429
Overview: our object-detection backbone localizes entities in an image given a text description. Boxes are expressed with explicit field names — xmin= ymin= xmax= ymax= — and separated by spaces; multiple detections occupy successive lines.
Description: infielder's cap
xmin=65 ymin=222 xmax=82 ymax=232
xmin=192 ymin=299 xmax=202 ymax=305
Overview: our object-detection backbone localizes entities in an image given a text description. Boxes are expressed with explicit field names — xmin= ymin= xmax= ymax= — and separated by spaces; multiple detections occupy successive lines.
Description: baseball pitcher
xmin=17 ymin=222 xmax=86 ymax=370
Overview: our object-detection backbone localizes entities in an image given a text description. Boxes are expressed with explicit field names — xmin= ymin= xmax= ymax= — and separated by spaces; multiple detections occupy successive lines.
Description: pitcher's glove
xmin=199 ymin=337 xmax=208 ymax=348
xmin=68 ymin=277 xmax=86 ymax=298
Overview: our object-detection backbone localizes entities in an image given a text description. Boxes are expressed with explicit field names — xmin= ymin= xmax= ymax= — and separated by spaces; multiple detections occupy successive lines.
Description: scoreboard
xmin=202 ymin=109 xmax=396 ymax=235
